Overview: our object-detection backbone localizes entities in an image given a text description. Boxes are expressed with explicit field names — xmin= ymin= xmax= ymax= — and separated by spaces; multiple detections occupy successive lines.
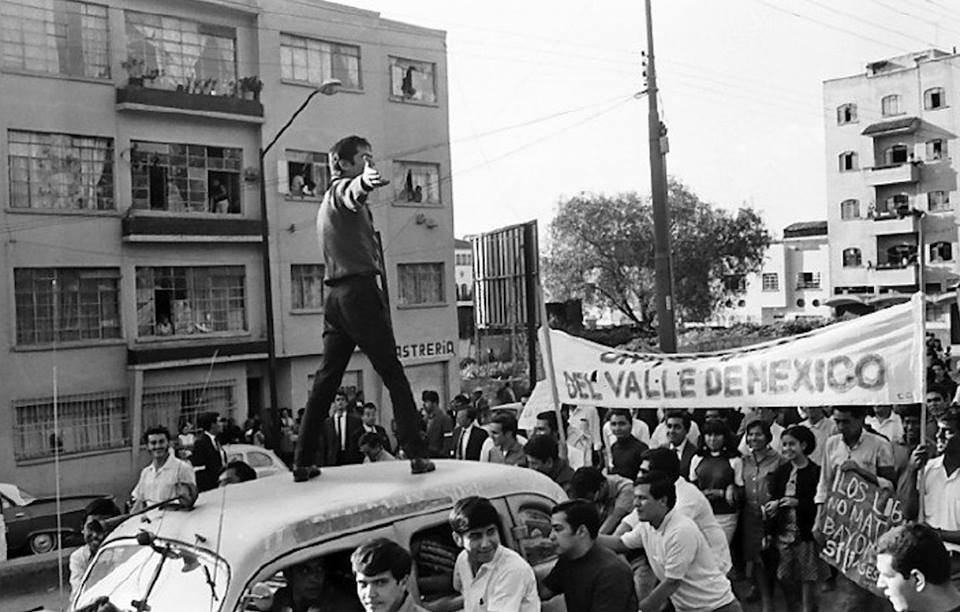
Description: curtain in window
xmin=81 ymin=10 xmax=108 ymax=77
xmin=306 ymin=39 xmax=332 ymax=85
xmin=78 ymin=137 xmax=107 ymax=209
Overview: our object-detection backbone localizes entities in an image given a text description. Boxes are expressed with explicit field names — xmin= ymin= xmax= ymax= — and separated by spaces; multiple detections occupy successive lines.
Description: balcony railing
xmin=116 ymin=75 xmax=264 ymax=119
xmin=863 ymin=162 xmax=921 ymax=186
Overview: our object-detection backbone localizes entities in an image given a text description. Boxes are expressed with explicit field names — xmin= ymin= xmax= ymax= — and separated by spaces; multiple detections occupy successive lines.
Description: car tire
xmin=28 ymin=532 xmax=58 ymax=555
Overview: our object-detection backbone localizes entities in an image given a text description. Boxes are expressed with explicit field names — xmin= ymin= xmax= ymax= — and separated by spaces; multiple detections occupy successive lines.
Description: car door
xmin=397 ymin=507 xmax=462 ymax=612
xmin=503 ymin=493 xmax=567 ymax=612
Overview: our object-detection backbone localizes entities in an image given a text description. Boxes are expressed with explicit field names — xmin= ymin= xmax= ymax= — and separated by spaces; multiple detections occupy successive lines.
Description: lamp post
xmin=258 ymin=78 xmax=340 ymax=448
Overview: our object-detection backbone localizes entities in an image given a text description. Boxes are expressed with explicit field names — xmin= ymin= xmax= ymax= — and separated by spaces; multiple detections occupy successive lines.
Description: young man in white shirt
xmin=630 ymin=472 xmax=742 ymax=612
xmin=876 ymin=523 xmax=960 ymax=612
xmin=130 ymin=425 xmax=197 ymax=513
xmin=449 ymin=496 xmax=540 ymax=611
xmin=920 ymin=413 xmax=960 ymax=585
xmin=867 ymin=404 xmax=904 ymax=445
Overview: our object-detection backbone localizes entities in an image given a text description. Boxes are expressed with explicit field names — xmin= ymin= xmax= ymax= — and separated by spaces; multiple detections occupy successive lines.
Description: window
xmin=836 ymin=103 xmax=857 ymax=124
xmin=279 ymin=33 xmax=361 ymax=90
xmin=13 ymin=390 xmax=128 ymax=461
xmin=411 ymin=523 xmax=462 ymax=606
xmin=839 ymin=151 xmax=858 ymax=171
xmin=514 ymin=507 xmax=557 ymax=567
xmin=130 ymin=141 xmax=241 ymax=213
xmin=390 ymin=56 xmax=436 ymax=104
xmin=842 ymin=248 xmax=862 ymax=267
xmin=394 ymin=162 xmax=441 ymax=205
xmin=881 ymin=94 xmax=901 ymax=117
xmin=142 ymin=381 xmax=233 ymax=439
xmin=8 ymin=130 xmax=114 ymax=210
xmin=796 ymin=272 xmax=821 ymax=289
xmin=931 ymin=241 xmax=953 ymax=262
xmin=927 ymin=139 xmax=946 ymax=160
xmin=280 ymin=150 xmax=329 ymax=198
xmin=925 ymin=87 xmax=946 ymax=110
xmin=929 ymin=191 xmax=952 ymax=212
xmin=840 ymin=199 xmax=860 ymax=220
xmin=880 ymin=193 xmax=909 ymax=215
xmin=0 ymin=0 xmax=110 ymax=78
xmin=291 ymin=264 xmax=324 ymax=310
xmin=125 ymin=11 xmax=236 ymax=94
xmin=722 ymin=274 xmax=746 ymax=293
xmin=14 ymin=268 xmax=121 ymax=345
xmin=761 ymin=273 xmax=779 ymax=292
xmin=135 ymin=266 xmax=246 ymax=337
xmin=884 ymin=144 xmax=909 ymax=165
xmin=398 ymin=263 xmax=444 ymax=306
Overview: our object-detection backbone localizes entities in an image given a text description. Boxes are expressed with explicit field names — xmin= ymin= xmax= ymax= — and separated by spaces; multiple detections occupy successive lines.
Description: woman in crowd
xmin=689 ymin=419 xmax=743 ymax=543
xmin=765 ymin=425 xmax=825 ymax=612
xmin=741 ymin=417 xmax=784 ymax=612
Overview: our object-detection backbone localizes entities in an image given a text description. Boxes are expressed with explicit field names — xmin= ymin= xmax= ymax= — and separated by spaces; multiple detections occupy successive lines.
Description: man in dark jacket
xmin=323 ymin=390 xmax=364 ymax=466
xmin=451 ymin=404 xmax=487 ymax=461
xmin=192 ymin=411 xmax=226 ymax=492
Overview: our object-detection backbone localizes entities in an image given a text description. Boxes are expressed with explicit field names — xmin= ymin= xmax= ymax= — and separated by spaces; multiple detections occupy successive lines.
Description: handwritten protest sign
xmin=540 ymin=293 xmax=925 ymax=408
xmin=820 ymin=469 xmax=904 ymax=594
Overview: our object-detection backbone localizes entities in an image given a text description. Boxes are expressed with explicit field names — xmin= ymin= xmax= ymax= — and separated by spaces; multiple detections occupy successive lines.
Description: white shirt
xmin=131 ymin=453 xmax=196 ymax=507
xmin=923 ymin=455 xmax=960 ymax=554
xmin=737 ymin=421 xmax=784 ymax=456
xmin=70 ymin=545 xmax=93 ymax=596
xmin=866 ymin=413 xmax=904 ymax=445
xmin=334 ymin=411 xmax=348 ymax=451
xmin=478 ymin=434 xmax=527 ymax=463
xmin=650 ymin=420 xmax=701 ymax=449
xmin=453 ymin=545 xmax=541 ymax=612
xmin=622 ymin=478 xmax=732 ymax=573
xmin=629 ymin=510 xmax=736 ymax=612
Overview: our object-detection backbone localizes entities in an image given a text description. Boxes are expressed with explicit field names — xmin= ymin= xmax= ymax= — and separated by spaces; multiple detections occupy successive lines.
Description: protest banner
xmin=819 ymin=469 xmax=904 ymax=595
xmin=539 ymin=293 xmax=924 ymax=409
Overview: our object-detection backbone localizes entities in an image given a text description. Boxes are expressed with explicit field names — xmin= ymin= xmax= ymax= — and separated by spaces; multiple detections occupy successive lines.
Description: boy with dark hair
xmin=523 ymin=434 xmax=574 ymax=493
xmin=359 ymin=431 xmax=396 ymax=463
xmin=218 ymin=460 xmax=257 ymax=487
xmin=192 ymin=412 xmax=226 ymax=492
xmin=876 ymin=523 xmax=960 ymax=612
xmin=69 ymin=498 xmax=121 ymax=596
xmin=568 ymin=466 xmax=634 ymax=535
xmin=451 ymin=402 xmax=487 ymax=461
xmin=351 ymin=538 xmax=427 ymax=612
xmin=534 ymin=411 xmax=560 ymax=441
xmin=607 ymin=409 xmax=649 ymax=479
xmin=448 ymin=496 xmax=539 ymax=611
xmin=422 ymin=390 xmax=452 ymax=459
xmin=294 ymin=135 xmax=433 ymax=481
xmin=483 ymin=411 xmax=526 ymax=465
xmin=540 ymin=499 xmax=638 ymax=611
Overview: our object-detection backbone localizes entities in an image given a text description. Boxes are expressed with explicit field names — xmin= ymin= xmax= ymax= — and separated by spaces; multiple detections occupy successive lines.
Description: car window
xmin=242 ymin=549 xmax=363 ymax=612
xmin=247 ymin=451 xmax=273 ymax=468
xmin=410 ymin=523 xmax=460 ymax=606
xmin=514 ymin=506 xmax=558 ymax=567
xmin=226 ymin=452 xmax=243 ymax=464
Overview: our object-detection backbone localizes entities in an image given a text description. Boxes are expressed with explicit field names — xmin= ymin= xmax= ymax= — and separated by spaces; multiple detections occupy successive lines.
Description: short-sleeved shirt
xmin=621 ymin=478 xmax=732 ymax=573
xmin=131 ymin=454 xmax=196 ymax=507
xmin=923 ymin=455 xmax=960 ymax=554
xmin=815 ymin=430 xmax=894 ymax=504
xmin=630 ymin=510 xmax=737 ymax=612
xmin=453 ymin=545 xmax=540 ymax=612
xmin=544 ymin=543 xmax=637 ymax=612
xmin=610 ymin=435 xmax=648 ymax=480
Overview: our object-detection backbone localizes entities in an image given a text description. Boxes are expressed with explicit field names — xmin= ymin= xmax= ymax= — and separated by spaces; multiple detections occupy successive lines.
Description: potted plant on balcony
xmin=121 ymin=57 xmax=158 ymax=87
xmin=239 ymin=76 xmax=263 ymax=101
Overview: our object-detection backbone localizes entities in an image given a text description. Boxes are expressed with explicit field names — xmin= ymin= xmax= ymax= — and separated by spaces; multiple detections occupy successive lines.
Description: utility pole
xmin=644 ymin=0 xmax=678 ymax=353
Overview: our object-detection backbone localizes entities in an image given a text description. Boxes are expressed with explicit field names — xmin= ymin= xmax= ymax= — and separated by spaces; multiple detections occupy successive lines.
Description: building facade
xmin=0 ymin=0 xmax=457 ymax=499
xmin=714 ymin=221 xmax=832 ymax=326
xmin=823 ymin=49 xmax=960 ymax=343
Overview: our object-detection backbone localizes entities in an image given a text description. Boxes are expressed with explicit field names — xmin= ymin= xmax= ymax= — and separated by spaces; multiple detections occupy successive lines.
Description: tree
xmin=543 ymin=178 xmax=771 ymax=324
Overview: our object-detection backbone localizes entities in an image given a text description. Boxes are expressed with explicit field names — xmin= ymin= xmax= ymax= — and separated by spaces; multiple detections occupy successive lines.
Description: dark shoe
xmin=410 ymin=458 xmax=436 ymax=474
xmin=293 ymin=465 xmax=321 ymax=482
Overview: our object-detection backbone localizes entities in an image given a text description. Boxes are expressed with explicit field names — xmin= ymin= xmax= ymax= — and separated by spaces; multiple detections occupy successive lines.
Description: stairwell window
xmin=761 ymin=273 xmax=779 ymax=292
xmin=928 ymin=191 xmax=952 ymax=212
xmin=842 ymin=248 xmax=862 ymax=267
xmin=881 ymin=94 xmax=901 ymax=117
xmin=931 ymin=242 xmax=953 ymax=262
xmin=839 ymin=151 xmax=858 ymax=172
xmin=837 ymin=103 xmax=857 ymax=125
xmin=840 ymin=199 xmax=860 ymax=220
xmin=925 ymin=87 xmax=946 ymax=110
xmin=927 ymin=139 xmax=946 ymax=160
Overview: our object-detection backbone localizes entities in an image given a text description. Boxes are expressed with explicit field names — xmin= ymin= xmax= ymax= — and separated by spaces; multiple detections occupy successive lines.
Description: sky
xmin=339 ymin=0 xmax=960 ymax=242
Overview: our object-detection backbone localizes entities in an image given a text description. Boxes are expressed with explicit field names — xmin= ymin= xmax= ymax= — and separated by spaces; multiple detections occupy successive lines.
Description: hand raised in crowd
xmin=908 ymin=444 xmax=928 ymax=470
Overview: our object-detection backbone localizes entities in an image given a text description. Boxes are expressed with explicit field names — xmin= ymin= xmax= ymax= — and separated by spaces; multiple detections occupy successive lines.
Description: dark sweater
xmin=768 ymin=460 xmax=821 ymax=541
xmin=317 ymin=175 xmax=381 ymax=282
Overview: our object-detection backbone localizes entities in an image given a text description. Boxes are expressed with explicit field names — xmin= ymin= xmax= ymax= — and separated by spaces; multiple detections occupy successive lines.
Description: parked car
xmin=0 ymin=483 xmax=112 ymax=556
xmin=223 ymin=444 xmax=290 ymax=479
xmin=71 ymin=461 xmax=568 ymax=611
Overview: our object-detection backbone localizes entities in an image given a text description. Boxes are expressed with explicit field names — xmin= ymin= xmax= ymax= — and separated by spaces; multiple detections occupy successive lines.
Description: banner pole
xmin=537 ymin=285 xmax=568 ymax=458
xmin=918 ymin=291 xmax=927 ymax=523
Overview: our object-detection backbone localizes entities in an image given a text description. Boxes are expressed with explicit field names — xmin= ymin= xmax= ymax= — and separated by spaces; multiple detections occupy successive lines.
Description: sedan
xmin=223 ymin=444 xmax=290 ymax=479
xmin=0 ymin=483 xmax=112 ymax=556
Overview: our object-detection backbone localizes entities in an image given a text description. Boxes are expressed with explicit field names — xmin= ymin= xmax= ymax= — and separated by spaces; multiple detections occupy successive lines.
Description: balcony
xmin=116 ymin=85 xmax=263 ymax=123
xmin=128 ymin=340 xmax=268 ymax=367
xmin=863 ymin=162 xmax=921 ymax=187
xmin=873 ymin=262 xmax=918 ymax=285
xmin=870 ymin=211 xmax=919 ymax=233
xmin=122 ymin=215 xmax=263 ymax=243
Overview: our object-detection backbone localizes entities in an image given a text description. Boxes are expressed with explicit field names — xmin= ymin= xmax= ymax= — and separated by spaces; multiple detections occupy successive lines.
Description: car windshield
xmin=72 ymin=539 xmax=229 ymax=612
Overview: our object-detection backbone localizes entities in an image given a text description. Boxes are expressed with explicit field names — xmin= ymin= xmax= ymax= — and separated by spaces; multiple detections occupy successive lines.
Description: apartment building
xmin=0 ymin=0 xmax=457 ymax=499
xmin=714 ymin=221 xmax=832 ymax=326
xmin=823 ymin=49 xmax=960 ymax=344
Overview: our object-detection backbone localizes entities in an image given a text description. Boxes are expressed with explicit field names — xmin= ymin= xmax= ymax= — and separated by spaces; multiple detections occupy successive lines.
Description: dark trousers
xmin=294 ymin=276 xmax=426 ymax=466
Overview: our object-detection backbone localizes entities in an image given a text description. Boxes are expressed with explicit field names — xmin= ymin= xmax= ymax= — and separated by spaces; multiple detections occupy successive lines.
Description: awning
xmin=868 ymin=294 xmax=912 ymax=307
xmin=823 ymin=296 xmax=870 ymax=308
xmin=862 ymin=116 xmax=920 ymax=137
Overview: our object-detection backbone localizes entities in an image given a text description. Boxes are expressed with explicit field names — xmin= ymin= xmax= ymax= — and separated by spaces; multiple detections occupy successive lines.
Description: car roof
xmin=107 ymin=460 xmax=564 ymax=565
xmin=0 ymin=483 xmax=29 ymax=505
xmin=223 ymin=443 xmax=276 ymax=455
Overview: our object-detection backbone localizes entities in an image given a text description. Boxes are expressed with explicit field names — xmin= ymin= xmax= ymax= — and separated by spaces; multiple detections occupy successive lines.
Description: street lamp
xmin=258 ymin=78 xmax=340 ymax=448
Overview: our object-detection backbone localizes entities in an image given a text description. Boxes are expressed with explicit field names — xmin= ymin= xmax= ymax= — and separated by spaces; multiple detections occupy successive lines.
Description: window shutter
xmin=277 ymin=160 xmax=289 ymax=194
